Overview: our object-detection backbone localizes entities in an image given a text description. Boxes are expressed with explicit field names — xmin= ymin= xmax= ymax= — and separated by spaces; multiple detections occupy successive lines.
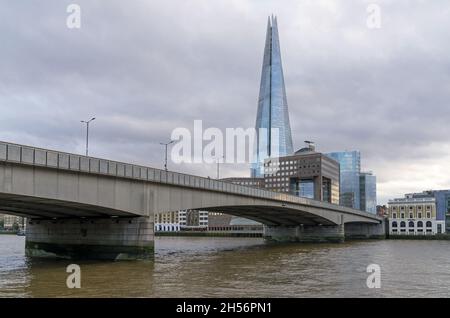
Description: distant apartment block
xmin=0 ymin=214 xmax=24 ymax=230
xmin=179 ymin=210 xmax=208 ymax=231
xmin=154 ymin=211 xmax=180 ymax=232
xmin=155 ymin=209 xmax=209 ymax=232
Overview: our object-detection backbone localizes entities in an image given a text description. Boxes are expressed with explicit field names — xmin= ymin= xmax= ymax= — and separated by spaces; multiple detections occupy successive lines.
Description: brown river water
xmin=1 ymin=235 xmax=450 ymax=297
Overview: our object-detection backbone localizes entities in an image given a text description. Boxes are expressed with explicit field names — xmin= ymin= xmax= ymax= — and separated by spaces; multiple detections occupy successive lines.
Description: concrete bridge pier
xmin=25 ymin=217 xmax=154 ymax=260
xmin=344 ymin=220 xmax=386 ymax=240
xmin=263 ymin=224 xmax=345 ymax=243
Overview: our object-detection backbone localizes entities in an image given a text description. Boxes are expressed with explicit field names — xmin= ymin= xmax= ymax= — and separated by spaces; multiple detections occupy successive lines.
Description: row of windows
xmin=155 ymin=225 xmax=180 ymax=232
xmin=265 ymin=158 xmax=321 ymax=167
xmin=391 ymin=205 xmax=433 ymax=211
xmin=391 ymin=221 xmax=432 ymax=228
xmin=266 ymin=177 xmax=289 ymax=182
xmin=265 ymin=165 xmax=319 ymax=172
xmin=391 ymin=229 xmax=433 ymax=234
xmin=209 ymin=226 xmax=263 ymax=231
xmin=265 ymin=188 xmax=290 ymax=192
xmin=392 ymin=213 xmax=431 ymax=219
xmin=232 ymin=181 xmax=261 ymax=186
xmin=265 ymin=161 xmax=295 ymax=167
xmin=266 ymin=183 xmax=289 ymax=188
xmin=265 ymin=171 xmax=295 ymax=177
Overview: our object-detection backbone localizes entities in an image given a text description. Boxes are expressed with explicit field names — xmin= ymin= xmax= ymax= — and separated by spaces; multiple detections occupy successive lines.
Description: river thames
xmin=1 ymin=235 xmax=450 ymax=298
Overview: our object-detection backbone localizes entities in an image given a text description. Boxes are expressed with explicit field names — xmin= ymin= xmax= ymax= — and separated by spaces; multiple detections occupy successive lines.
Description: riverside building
xmin=388 ymin=194 xmax=445 ymax=236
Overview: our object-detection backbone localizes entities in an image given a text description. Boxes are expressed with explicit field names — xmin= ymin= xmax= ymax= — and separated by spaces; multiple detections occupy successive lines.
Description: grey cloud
xmin=1 ymin=0 xmax=449 ymax=204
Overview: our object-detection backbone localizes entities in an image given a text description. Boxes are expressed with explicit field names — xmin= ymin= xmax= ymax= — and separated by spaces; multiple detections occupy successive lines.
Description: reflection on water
xmin=1 ymin=235 xmax=450 ymax=297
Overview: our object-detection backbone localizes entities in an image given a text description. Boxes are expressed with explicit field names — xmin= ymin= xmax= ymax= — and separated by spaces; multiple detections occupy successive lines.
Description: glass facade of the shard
xmin=251 ymin=16 xmax=293 ymax=177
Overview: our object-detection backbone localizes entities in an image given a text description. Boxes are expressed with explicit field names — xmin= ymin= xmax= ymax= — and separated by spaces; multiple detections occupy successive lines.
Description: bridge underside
xmin=0 ymin=194 xmax=335 ymax=226
xmin=0 ymin=193 xmax=342 ymax=228
xmin=0 ymin=195 xmax=385 ymax=260
xmin=205 ymin=206 xmax=336 ymax=227
xmin=0 ymin=193 xmax=135 ymax=219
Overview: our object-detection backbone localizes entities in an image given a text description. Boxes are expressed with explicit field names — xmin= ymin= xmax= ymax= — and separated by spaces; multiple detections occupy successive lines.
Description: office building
xmin=326 ymin=151 xmax=361 ymax=209
xmin=264 ymin=143 xmax=340 ymax=204
xmin=360 ymin=172 xmax=377 ymax=214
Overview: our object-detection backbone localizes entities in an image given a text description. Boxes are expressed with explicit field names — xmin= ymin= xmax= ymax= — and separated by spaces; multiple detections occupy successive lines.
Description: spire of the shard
xmin=251 ymin=16 xmax=294 ymax=178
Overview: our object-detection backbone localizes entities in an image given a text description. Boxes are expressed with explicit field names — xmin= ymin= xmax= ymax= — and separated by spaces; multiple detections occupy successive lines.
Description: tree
xmin=12 ymin=222 xmax=19 ymax=232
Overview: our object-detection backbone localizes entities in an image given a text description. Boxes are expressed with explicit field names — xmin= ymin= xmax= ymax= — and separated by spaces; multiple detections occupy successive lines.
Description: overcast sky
xmin=1 ymin=0 xmax=450 ymax=204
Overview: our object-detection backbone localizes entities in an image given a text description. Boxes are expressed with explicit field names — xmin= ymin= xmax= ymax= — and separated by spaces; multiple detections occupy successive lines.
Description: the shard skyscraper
xmin=251 ymin=16 xmax=293 ymax=177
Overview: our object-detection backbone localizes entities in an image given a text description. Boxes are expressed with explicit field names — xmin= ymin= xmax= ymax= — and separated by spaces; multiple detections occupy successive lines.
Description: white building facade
xmin=388 ymin=196 xmax=445 ymax=236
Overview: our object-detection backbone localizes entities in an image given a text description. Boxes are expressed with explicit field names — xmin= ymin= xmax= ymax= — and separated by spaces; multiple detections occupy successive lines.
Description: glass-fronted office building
xmin=326 ymin=151 xmax=361 ymax=209
xmin=360 ymin=172 xmax=377 ymax=214
xmin=251 ymin=16 xmax=293 ymax=177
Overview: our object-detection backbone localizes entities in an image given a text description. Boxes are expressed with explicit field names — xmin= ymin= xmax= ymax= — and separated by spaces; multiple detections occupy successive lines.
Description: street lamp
xmin=81 ymin=117 xmax=96 ymax=156
xmin=160 ymin=140 xmax=175 ymax=171
xmin=215 ymin=155 xmax=224 ymax=179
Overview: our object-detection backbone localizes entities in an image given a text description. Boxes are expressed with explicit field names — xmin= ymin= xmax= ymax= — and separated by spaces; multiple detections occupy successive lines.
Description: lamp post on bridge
xmin=81 ymin=117 xmax=96 ymax=157
xmin=215 ymin=155 xmax=224 ymax=179
xmin=160 ymin=140 xmax=175 ymax=172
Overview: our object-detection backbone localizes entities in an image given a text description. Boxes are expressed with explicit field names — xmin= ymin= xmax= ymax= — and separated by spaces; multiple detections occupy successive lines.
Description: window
xmin=392 ymin=222 xmax=398 ymax=228
xmin=426 ymin=221 xmax=432 ymax=228
xmin=409 ymin=213 xmax=413 ymax=219
xmin=400 ymin=221 xmax=406 ymax=228
xmin=427 ymin=213 xmax=431 ymax=219
xmin=393 ymin=213 xmax=397 ymax=219
xmin=401 ymin=213 xmax=405 ymax=219
xmin=408 ymin=221 xmax=414 ymax=228
xmin=418 ymin=213 xmax=422 ymax=219
xmin=417 ymin=221 xmax=423 ymax=228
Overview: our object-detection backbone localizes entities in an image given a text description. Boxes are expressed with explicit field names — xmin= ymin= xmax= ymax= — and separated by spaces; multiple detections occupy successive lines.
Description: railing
xmin=0 ymin=141 xmax=380 ymax=220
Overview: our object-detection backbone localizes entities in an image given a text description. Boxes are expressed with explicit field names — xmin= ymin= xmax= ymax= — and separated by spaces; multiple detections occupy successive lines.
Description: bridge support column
xmin=263 ymin=224 xmax=344 ymax=243
xmin=344 ymin=221 xmax=386 ymax=240
xmin=25 ymin=217 xmax=154 ymax=260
